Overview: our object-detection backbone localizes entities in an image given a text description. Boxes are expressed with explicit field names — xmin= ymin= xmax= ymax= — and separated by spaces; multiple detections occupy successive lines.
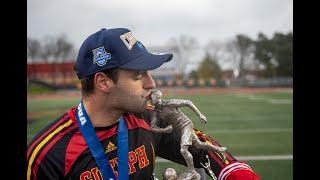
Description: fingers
xmin=200 ymin=118 xmax=207 ymax=123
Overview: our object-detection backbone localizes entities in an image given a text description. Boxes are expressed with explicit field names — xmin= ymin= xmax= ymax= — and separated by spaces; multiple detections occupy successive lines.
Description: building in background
xmin=27 ymin=61 xmax=77 ymax=86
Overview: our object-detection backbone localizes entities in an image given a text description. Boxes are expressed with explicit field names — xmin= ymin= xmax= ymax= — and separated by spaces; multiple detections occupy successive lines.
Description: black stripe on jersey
xmin=35 ymin=127 xmax=79 ymax=180
xmin=27 ymin=113 xmax=70 ymax=164
xmin=27 ymin=119 xmax=76 ymax=180
xmin=27 ymin=112 xmax=69 ymax=153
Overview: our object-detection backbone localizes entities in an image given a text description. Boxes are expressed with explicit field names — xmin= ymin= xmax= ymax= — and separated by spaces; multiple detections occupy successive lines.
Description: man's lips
xmin=145 ymin=92 xmax=154 ymax=109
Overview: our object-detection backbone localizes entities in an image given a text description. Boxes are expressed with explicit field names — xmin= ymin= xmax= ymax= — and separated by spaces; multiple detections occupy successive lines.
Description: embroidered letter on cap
xmin=120 ymin=32 xmax=137 ymax=50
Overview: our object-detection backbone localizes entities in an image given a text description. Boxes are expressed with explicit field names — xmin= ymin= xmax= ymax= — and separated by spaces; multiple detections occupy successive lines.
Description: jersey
xmin=27 ymin=107 xmax=260 ymax=180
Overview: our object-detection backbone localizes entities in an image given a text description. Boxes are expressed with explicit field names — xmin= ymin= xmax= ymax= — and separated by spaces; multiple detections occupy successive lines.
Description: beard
xmin=112 ymin=91 xmax=149 ymax=114
xmin=108 ymin=78 xmax=152 ymax=114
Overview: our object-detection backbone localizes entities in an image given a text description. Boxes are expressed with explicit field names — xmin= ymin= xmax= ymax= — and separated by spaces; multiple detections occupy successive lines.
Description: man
xmin=27 ymin=27 xmax=260 ymax=180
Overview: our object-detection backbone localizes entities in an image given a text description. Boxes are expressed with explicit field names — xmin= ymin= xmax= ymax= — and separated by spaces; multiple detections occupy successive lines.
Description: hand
xmin=164 ymin=125 xmax=173 ymax=133
xmin=199 ymin=114 xmax=207 ymax=123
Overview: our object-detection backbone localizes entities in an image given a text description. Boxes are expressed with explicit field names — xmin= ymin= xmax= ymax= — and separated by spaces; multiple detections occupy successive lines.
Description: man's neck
xmin=82 ymin=96 xmax=123 ymax=127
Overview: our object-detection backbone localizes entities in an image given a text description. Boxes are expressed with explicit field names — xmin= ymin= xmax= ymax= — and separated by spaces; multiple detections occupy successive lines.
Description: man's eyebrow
xmin=133 ymin=70 xmax=147 ymax=74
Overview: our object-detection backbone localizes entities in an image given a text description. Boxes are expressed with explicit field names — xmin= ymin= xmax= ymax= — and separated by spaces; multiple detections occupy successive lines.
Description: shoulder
xmin=27 ymin=108 xmax=77 ymax=155
xmin=27 ymin=107 xmax=79 ymax=180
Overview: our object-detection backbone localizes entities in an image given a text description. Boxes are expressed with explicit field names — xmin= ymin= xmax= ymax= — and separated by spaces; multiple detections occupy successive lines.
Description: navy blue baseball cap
xmin=75 ymin=28 xmax=173 ymax=79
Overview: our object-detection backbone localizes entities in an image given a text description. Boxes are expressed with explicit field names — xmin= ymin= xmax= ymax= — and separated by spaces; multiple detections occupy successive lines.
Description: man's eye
xmin=136 ymin=73 xmax=142 ymax=78
xmin=133 ymin=71 xmax=143 ymax=79
xmin=133 ymin=71 xmax=147 ymax=80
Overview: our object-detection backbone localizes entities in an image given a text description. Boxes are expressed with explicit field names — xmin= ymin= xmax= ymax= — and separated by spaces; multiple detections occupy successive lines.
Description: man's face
xmin=110 ymin=69 xmax=156 ymax=113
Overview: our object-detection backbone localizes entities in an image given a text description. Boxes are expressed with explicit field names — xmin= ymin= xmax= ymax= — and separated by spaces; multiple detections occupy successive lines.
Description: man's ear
xmin=94 ymin=72 xmax=114 ymax=93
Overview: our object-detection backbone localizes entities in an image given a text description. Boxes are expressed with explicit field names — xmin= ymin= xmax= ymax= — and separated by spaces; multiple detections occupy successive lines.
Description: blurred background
xmin=27 ymin=0 xmax=293 ymax=179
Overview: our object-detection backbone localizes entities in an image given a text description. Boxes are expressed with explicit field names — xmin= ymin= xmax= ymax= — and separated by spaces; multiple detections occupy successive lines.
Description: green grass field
xmin=27 ymin=91 xmax=292 ymax=179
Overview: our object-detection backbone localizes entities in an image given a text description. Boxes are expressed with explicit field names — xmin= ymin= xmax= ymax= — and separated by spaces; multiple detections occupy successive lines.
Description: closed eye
xmin=133 ymin=70 xmax=147 ymax=80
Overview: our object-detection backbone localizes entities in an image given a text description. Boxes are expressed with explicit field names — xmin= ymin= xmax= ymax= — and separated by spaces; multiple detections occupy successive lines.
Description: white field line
xmin=204 ymin=128 xmax=293 ymax=134
xmin=248 ymin=95 xmax=264 ymax=100
xmin=234 ymin=94 xmax=292 ymax=104
xmin=267 ymin=99 xmax=292 ymax=104
xmin=156 ymin=155 xmax=293 ymax=163
xmin=236 ymin=155 xmax=293 ymax=161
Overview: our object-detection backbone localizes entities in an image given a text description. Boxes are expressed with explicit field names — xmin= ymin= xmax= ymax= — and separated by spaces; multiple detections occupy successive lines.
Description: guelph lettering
xmin=128 ymin=151 xmax=137 ymax=174
xmin=79 ymin=145 xmax=150 ymax=179
xmin=135 ymin=145 xmax=150 ymax=169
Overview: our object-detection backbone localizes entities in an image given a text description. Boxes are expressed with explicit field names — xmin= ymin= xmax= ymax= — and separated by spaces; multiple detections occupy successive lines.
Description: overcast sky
xmin=28 ymin=0 xmax=293 ymax=49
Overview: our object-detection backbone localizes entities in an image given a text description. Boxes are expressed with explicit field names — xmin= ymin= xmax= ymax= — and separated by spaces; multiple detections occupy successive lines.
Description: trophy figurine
xmin=148 ymin=89 xmax=227 ymax=179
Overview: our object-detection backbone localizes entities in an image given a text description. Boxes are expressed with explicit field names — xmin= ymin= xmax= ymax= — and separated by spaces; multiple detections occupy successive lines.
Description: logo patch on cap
xmin=120 ymin=31 xmax=137 ymax=50
xmin=92 ymin=46 xmax=111 ymax=66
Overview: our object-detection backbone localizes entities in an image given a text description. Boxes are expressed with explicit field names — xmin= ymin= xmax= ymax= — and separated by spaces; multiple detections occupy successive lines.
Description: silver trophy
xmin=163 ymin=168 xmax=178 ymax=180
xmin=149 ymin=89 xmax=227 ymax=179
xmin=163 ymin=168 xmax=201 ymax=180
xmin=200 ymin=155 xmax=217 ymax=180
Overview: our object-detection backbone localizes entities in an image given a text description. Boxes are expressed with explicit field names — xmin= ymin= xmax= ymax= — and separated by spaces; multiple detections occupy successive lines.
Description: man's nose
xmin=143 ymin=72 xmax=156 ymax=89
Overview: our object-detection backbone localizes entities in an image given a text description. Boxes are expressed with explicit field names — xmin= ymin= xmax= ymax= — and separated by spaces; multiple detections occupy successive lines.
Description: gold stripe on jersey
xmin=27 ymin=119 xmax=73 ymax=180
xmin=150 ymin=142 xmax=155 ymax=169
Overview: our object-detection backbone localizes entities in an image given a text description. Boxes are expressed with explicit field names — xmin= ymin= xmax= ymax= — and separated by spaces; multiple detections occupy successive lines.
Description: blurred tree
xmin=27 ymin=38 xmax=41 ymax=79
xmin=28 ymin=34 xmax=74 ymax=86
xmin=38 ymin=34 xmax=74 ymax=85
xmin=167 ymin=35 xmax=199 ymax=78
xmin=53 ymin=34 xmax=74 ymax=60
xmin=226 ymin=34 xmax=255 ymax=78
xmin=188 ymin=70 xmax=198 ymax=79
xmin=205 ymin=40 xmax=227 ymax=68
xmin=39 ymin=35 xmax=56 ymax=63
xmin=39 ymin=36 xmax=57 ymax=84
xmin=273 ymin=32 xmax=293 ymax=77
xmin=27 ymin=37 xmax=41 ymax=62
xmin=52 ymin=34 xmax=74 ymax=85
xmin=254 ymin=32 xmax=292 ymax=77
xmin=197 ymin=53 xmax=222 ymax=80
xmin=254 ymin=33 xmax=277 ymax=77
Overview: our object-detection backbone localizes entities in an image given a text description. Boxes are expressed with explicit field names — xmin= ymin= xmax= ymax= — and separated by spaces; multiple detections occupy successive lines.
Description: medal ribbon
xmin=75 ymin=100 xmax=128 ymax=180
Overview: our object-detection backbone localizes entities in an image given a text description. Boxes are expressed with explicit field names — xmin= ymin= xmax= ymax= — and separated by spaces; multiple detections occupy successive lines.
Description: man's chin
xmin=129 ymin=104 xmax=147 ymax=114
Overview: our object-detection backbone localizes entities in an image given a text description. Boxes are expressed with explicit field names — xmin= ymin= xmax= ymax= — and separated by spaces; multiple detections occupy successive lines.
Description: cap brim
xmin=119 ymin=52 xmax=173 ymax=71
